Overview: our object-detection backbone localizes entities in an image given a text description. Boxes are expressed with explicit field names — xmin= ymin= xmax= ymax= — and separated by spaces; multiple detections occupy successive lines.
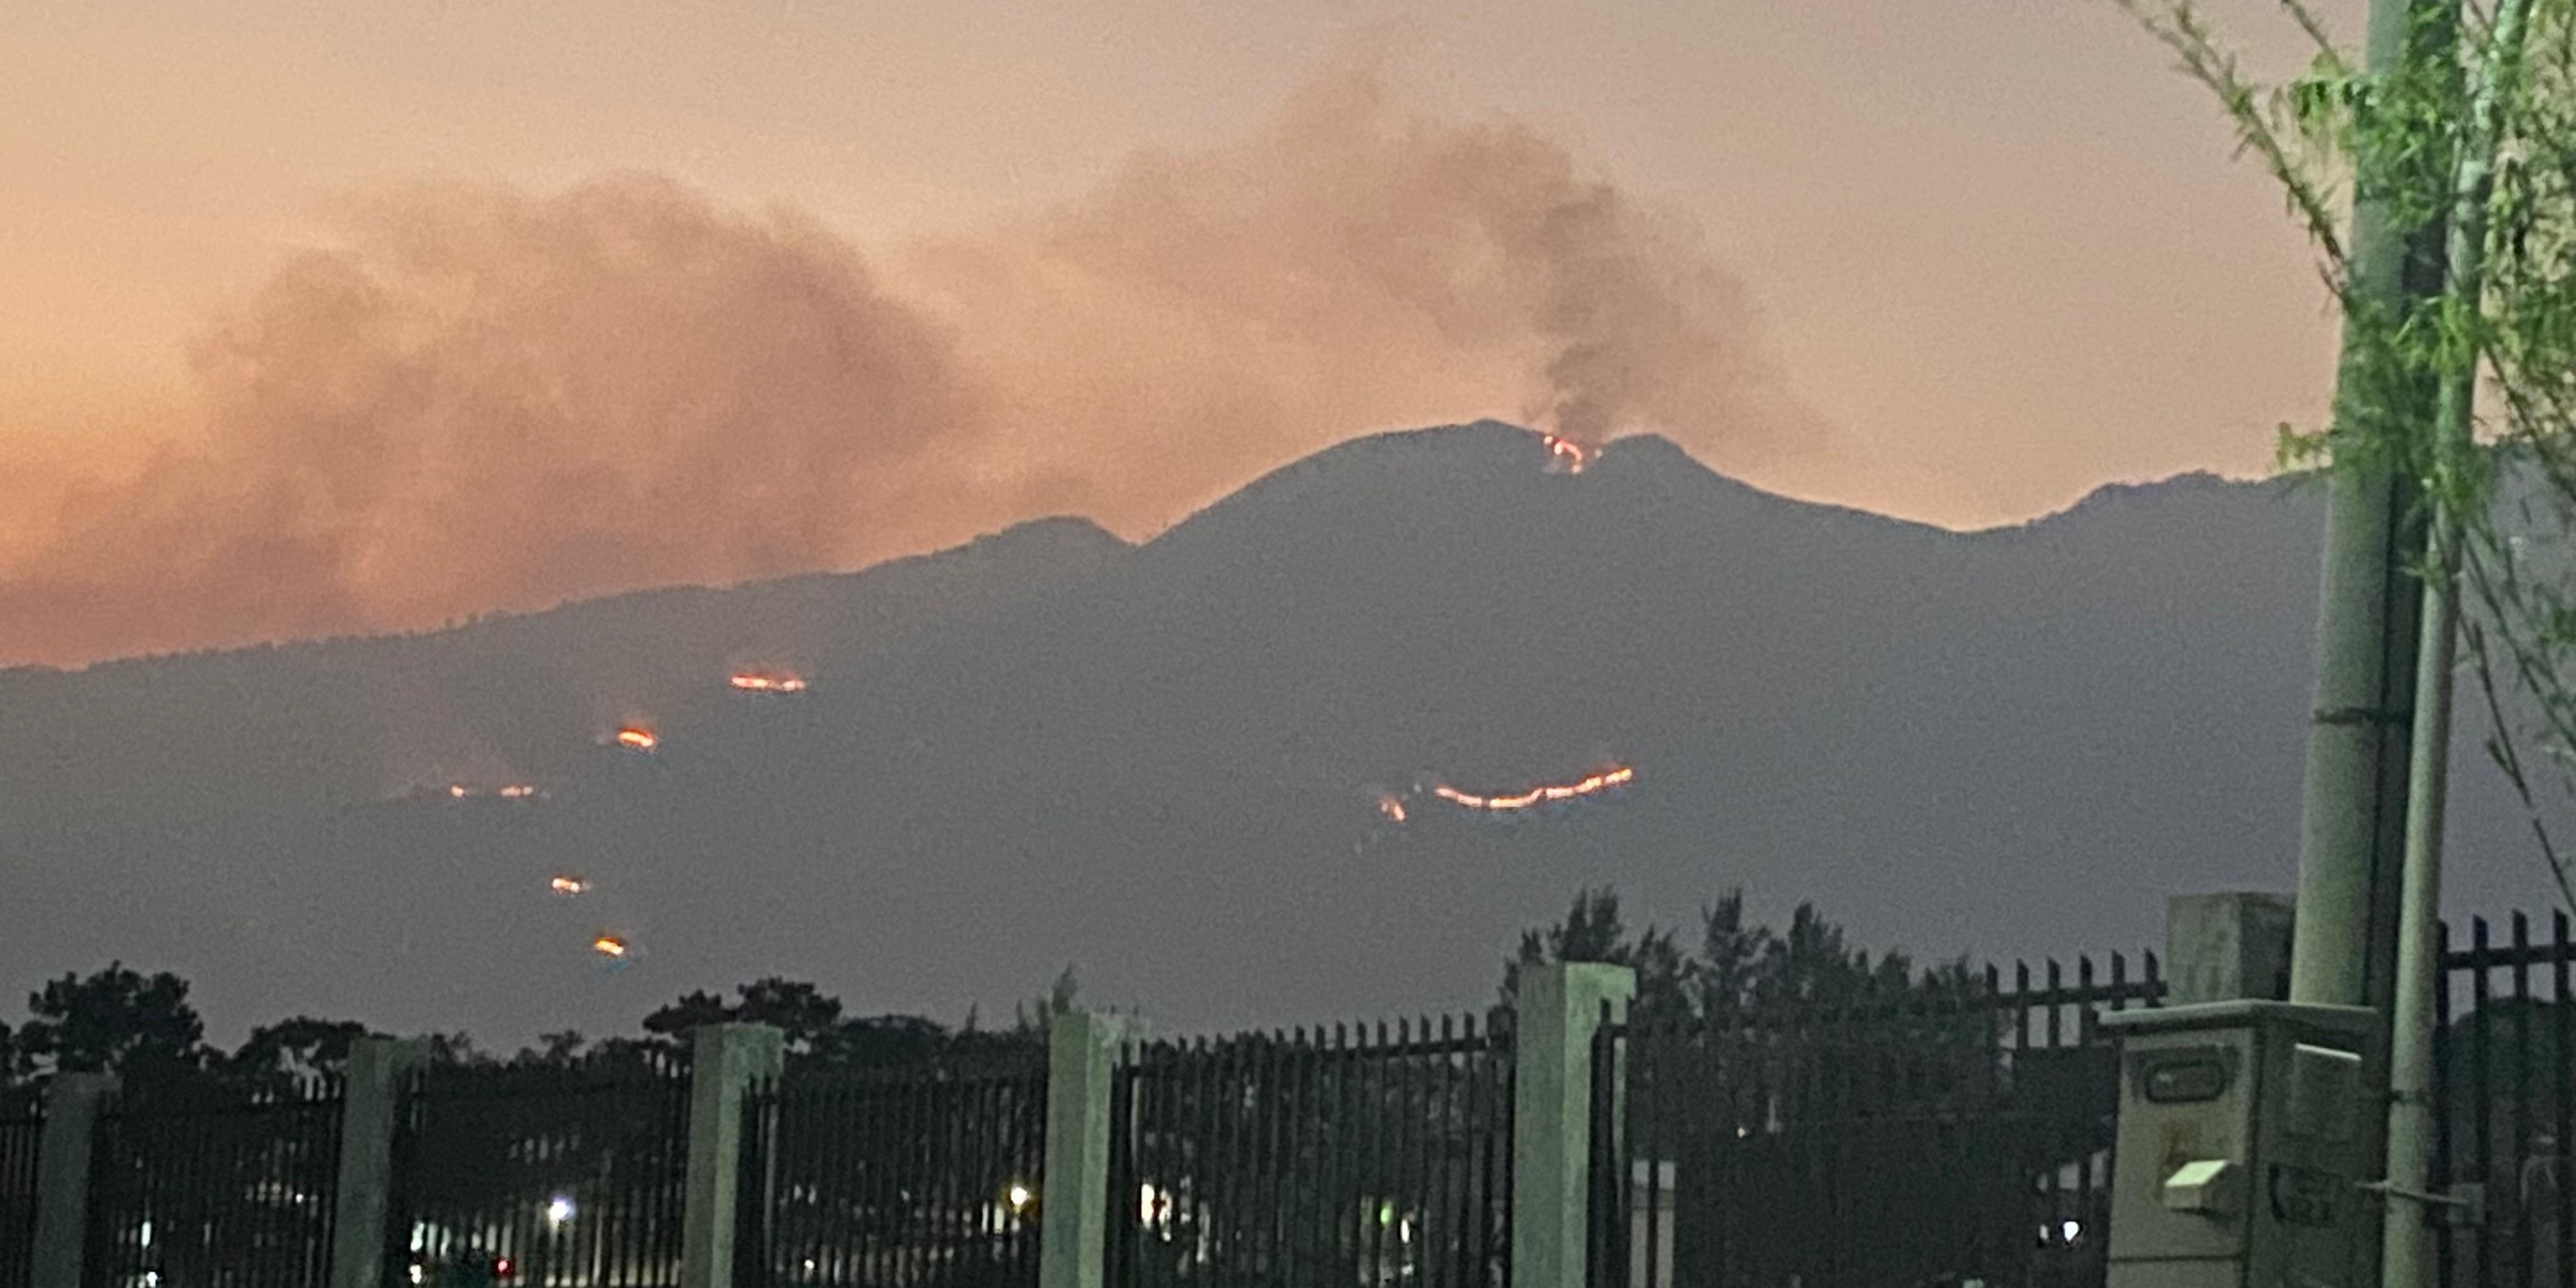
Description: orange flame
xmin=1430 ymin=765 xmax=1635 ymax=812
xmin=1541 ymin=434 xmax=1595 ymax=475
xmin=728 ymin=672 xmax=808 ymax=693
xmin=592 ymin=935 xmax=629 ymax=958
xmin=498 ymin=784 xmax=539 ymax=800
xmin=447 ymin=784 xmax=471 ymax=799
xmin=551 ymin=875 xmax=590 ymax=895
xmin=612 ymin=726 xmax=658 ymax=751
xmin=1375 ymin=793 xmax=1409 ymax=824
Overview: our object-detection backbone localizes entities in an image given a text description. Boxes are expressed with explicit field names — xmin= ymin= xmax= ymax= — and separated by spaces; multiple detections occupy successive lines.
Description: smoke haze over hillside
xmin=0 ymin=57 xmax=1837 ymax=668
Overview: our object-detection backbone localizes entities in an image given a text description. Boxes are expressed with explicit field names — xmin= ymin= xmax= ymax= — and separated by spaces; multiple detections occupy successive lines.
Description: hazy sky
xmin=2 ymin=0 xmax=2355 ymax=664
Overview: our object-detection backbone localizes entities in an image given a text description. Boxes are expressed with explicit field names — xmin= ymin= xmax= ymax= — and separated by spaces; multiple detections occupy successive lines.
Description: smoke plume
xmin=0 ymin=57 xmax=1829 ymax=667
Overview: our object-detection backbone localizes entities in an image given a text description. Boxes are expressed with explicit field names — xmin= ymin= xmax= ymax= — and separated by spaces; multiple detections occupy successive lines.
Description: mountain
xmin=0 ymin=422 xmax=2559 ymax=1043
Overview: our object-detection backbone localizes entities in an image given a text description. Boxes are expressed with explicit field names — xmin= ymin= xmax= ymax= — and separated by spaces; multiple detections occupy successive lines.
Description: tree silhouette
xmin=14 ymin=963 xmax=209 ymax=1081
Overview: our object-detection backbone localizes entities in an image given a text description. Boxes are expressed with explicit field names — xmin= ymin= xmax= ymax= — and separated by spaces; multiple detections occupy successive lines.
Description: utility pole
xmin=2383 ymin=4 xmax=2531 ymax=1285
xmin=2288 ymin=8 xmax=2455 ymax=1285
xmin=2287 ymin=0 xmax=2453 ymax=1023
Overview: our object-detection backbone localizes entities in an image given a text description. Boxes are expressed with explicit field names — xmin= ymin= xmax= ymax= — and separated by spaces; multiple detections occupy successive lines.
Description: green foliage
xmin=2120 ymin=0 xmax=2576 ymax=902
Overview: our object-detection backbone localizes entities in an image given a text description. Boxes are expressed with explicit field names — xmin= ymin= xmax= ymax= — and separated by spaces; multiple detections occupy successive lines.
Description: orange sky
xmin=1 ymin=0 xmax=2354 ymax=666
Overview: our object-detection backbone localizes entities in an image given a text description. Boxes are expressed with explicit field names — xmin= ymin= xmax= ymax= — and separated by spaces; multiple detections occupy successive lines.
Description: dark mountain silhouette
xmin=1 ymin=422 xmax=2559 ymax=1043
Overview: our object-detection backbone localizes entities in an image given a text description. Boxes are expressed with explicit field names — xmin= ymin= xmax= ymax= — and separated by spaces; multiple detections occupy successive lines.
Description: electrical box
xmin=2099 ymin=1000 xmax=2379 ymax=1288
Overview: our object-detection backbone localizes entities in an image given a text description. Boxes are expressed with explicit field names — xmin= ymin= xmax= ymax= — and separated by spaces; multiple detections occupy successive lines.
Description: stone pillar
xmin=1038 ymin=1011 xmax=1139 ymax=1288
xmin=31 ymin=1073 xmax=117 ymax=1288
xmin=330 ymin=1036 xmax=433 ymax=1288
xmin=680 ymin=1023 xmax=786 ymax=1288
xmin=2168 ymin=892 xmax=2297 ymax=1005
xmin=1512 ymin=962 xmax=1637 ymax=1288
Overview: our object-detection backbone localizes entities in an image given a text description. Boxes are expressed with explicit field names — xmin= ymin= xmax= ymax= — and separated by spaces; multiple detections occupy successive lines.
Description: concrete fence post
xmin=680 ymin=1023 xmax=786 ymax=1288
xmin=2166 ymin=891 xmax=2297 ymax=1005
xmin=31 ymin=1073 xmax=117 ymax=1288
xmin=1512 ymin=962 xmax=1637 ymax=1288
xmin=1038 ymin=1010 xmax=1138 ymax=1288
xmin=330 ymin=1036 xmax=432 ymax=1288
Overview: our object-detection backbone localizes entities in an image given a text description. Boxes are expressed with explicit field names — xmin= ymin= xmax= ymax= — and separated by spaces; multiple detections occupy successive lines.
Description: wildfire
xmin=550 ymin=876 xmax=590 ymax=896
xmin=611 ymin=726 xmax=658 ymax=752
xmin=1541 ymin=434 xmax=1596 ymax=475
xmin=447 ymin=784 xmax=471 ymax=799
xmin=1375 ymin=793 xmax=1409 ymax=824
xmin=498 ymin=784 xmax=540 ymax=800
xmin=728 ymin=672 xmax=808 ymax=694
xmin=592 ymin=935 xmax=629 ymax=959
xmin=1430 ymin=765 xmax=1636 ymax=812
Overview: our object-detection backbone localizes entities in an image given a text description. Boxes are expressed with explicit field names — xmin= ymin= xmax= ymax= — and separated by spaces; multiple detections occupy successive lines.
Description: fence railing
xmin=3 ymin=1088 xmax=44 ymax=1288
xmin=1107 ymin=1015 xmax=1515 ymax=1288
xmin=737 ymin=1055 xmax=1049 ymax=1288
xmin=80 ymin=1073 xmax=346 ymax=1288
xmin=31 ymin=912 xmax=2576 ymax=1288
xmin=1589 ymin=956 xmax=2164 ymax=1288
xmin=384 ymin=1048 xmax=693 ymax=1288
xmin=2433 ymin=912 xmax=2576 ymax=1288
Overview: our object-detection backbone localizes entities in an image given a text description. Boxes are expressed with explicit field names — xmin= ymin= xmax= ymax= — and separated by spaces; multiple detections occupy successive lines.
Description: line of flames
xmin=1541 ymin=434 xmax=1596 ymax=474
xmin=728 ymin=673 xmax=807 ymax=693
xmin=1430 ymin=765 xmax=1636 ymax=812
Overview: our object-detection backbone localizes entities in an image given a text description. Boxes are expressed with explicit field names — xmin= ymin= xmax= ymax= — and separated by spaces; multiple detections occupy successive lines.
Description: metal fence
xmin=2431 ymin=912 xmax=2576 ymax=1288
xmin=3 ymin=1087 xmax=44 ymax=1288
xmin=80 ymin=1073 xmax=346 ymax=1288
xmin=1589 ymin=956 xmax=2164 ymax=1288
xmin=737 ymin=1056 xmax=1049 ymax=1288
xmin=1106 ymin=1015 xmax=1515 ymax=1288
xmin=385 ymin=1049 xmax=694 ymax=1288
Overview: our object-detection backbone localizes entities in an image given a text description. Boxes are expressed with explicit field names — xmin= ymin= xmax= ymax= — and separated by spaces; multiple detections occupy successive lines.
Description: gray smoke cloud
xmin=0 ymin=54 xmax=1833 ymax=667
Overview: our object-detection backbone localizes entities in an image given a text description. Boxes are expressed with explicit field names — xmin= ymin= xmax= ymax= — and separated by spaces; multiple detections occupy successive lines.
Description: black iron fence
xmin=2431 ymin=912 xmax=2576 ymax=1288
xmin=1107 ymin=1015 xmax=1515 ymax=1288
xmin=80 ymin=1073 xmax=346 ymax=1288
xmin=385 ymin=1049 xmax=694 ymax=1288
xmin=1590 ymin=956 xmax=2164 ymax=1288
xmin=737 ymin=1056 xmax=1049 ymax=1288
xmin=3 ymin=1087 xmax=44 ymax=1288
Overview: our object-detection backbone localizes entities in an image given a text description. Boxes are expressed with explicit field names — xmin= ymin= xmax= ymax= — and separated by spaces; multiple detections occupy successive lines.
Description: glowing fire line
xmin=1541 ymin=434 xmax=1596 ymax=474
xmin=611 ymin=726 xmax=657 ymax=751
xmin=728 ymin=673 xmax=807 ymax=693
xmin=1430 ymin=765 xmax=1635 ymax=812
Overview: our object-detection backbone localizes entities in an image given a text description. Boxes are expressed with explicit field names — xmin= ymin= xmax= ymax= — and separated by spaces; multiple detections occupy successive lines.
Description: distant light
xmin=447 ymin=784 xmax=470 ymax=799
xmin=550 ymin=876 xmax=591 ymax=896
xmin=1006 ymin=1183 xmax=1034 ymax=1213
xmin=593 ymin=935 xmax=629 ymax=958
xmin=548 ymin=1195 xmax=576 ymax=1227
xmin=498 ymin=784 xmax=539 ymax=801
xmin=612 ymin=726 xmax=658 ymax=751
xmin=1378 ymin=1200 xmax=1397 ymax=1227
xmin=408 ymin=1266 xmax=425 ymax=1286
xmin=2060 ymin=1218 xmax=2083 ymax=1244
xmin=142 ymin=1275 xmax=160 ymax=1288
xmin=494 ymin=1257 xmax=514 ymax=1280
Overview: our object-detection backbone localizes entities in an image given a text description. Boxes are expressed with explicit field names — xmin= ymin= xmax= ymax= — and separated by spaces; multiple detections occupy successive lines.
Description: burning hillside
xmin=1429 ymin=765 xmax=1635 ymax=813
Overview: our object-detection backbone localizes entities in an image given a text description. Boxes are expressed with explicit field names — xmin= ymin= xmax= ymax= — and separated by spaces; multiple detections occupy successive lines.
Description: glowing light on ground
xmin=592 ymin=935 xmax=629 ymax=958
xmin=611 ymin=726 xmax=658 ymax=751
xmin=1429 ymin=765 xmax=1635 ymax=812
xmin=728 ymin=672 xmax=808 ymax=693
xmin=1540 ymin=434 xmax=1596 ymax=474
xmin=1375 ymin=793 xmax=1409 ymax=824
xmin=551 ymin=876 xmax=590 ymax=896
